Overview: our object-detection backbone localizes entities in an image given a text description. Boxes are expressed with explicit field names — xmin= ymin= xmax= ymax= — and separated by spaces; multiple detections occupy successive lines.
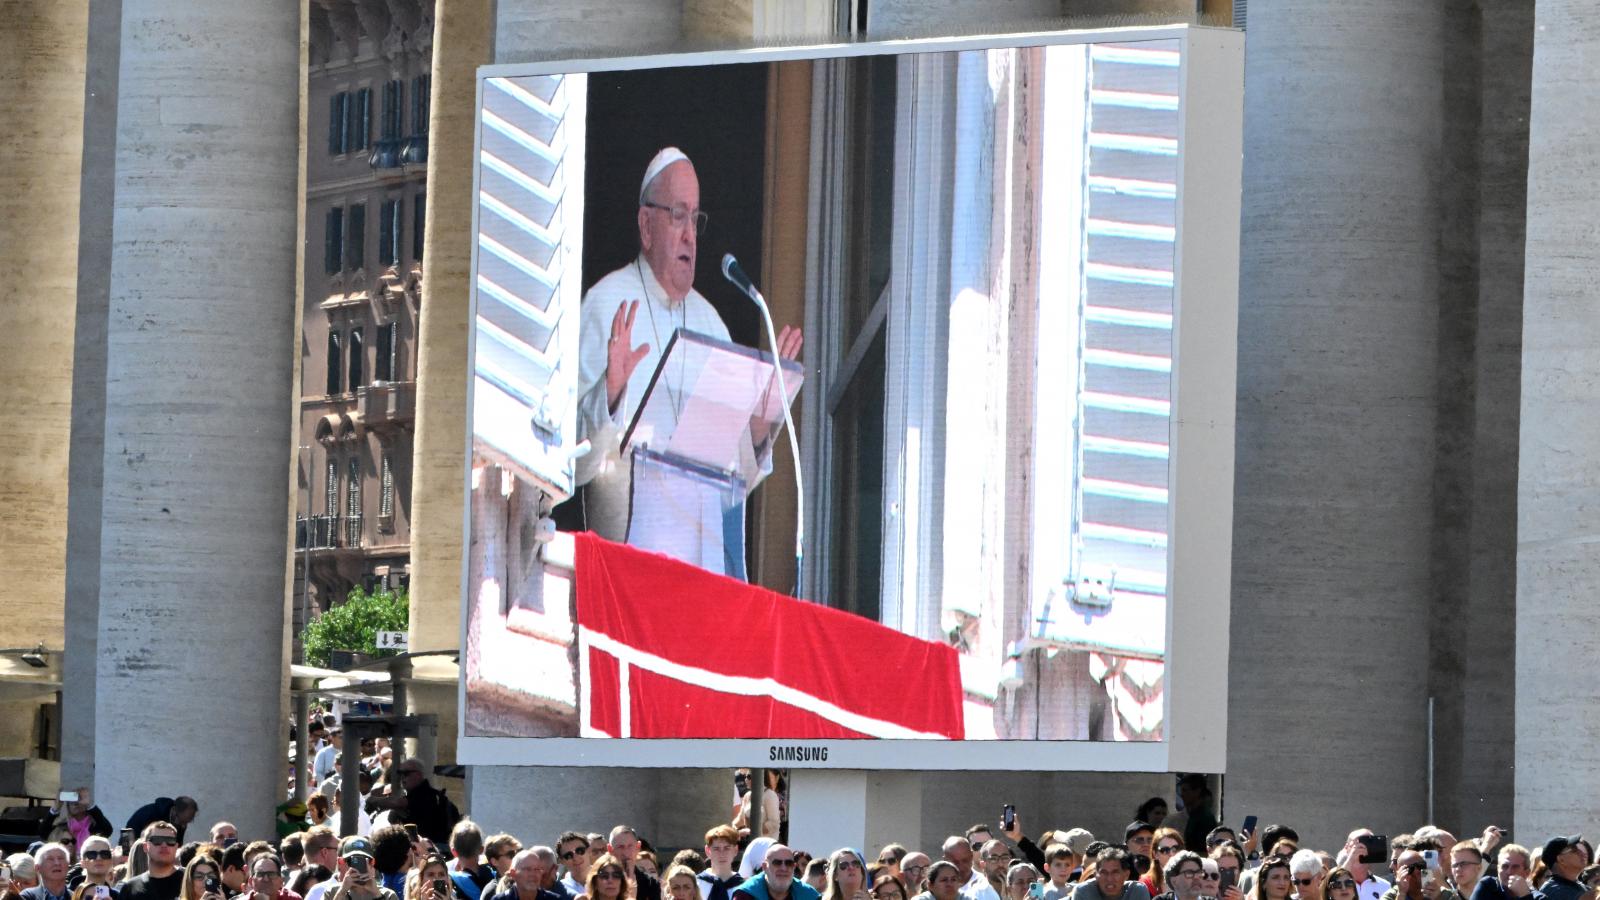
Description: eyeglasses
xmin=642 ymin=202 xmax=709 ymax=236
xmin=1158 ymin=845 xmax=1183 ymax=855
xmin=148 ymin=836 xmax=179 ymax=847
xmin=768 ymin=859 xmax=797 ymax=869
xmin=561 ymin=847 xmax=590 ymax=861
xmin=1176 ymin=870 xmax=1204 ymax=879
xmin=83 ymin=851 xmax=114 ymax=861
xmin=1295 ymin=878 xmax=1317 ymax=886
xmin=903 ymin=867 xmax=928 ymax=876
xmin=1328 ymin=881 xmax=1356 ymax=891
xmin=192 ymin=871 xmax=217 ymax=880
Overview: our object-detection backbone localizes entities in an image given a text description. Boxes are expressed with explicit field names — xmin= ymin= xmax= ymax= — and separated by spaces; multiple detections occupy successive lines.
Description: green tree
xmin=302 ymin=585 xmax=409 ymax=667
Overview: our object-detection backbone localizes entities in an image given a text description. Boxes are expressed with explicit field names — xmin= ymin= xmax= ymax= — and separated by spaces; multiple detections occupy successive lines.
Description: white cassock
xmin=575 ymin=254 xmax=772 ymax=577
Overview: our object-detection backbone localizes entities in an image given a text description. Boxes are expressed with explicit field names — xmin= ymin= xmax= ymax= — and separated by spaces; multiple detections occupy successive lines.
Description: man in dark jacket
xmin=366 ymin=762 xmax=459 ymax=847
xmin=123 ymin=799 xmax=198 ymax=846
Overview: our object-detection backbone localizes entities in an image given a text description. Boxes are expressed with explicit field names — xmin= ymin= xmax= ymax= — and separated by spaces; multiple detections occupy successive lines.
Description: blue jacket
xmin=732 ymin=874 xmax=821 ymax=900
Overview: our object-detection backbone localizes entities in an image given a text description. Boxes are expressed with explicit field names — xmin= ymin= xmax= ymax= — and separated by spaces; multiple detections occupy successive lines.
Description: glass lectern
xmin=621 ymin=329 xmax=803 ymax=580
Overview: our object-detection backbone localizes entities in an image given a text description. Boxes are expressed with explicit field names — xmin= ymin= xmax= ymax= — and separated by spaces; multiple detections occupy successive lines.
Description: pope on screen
xmin=574 ymin=147 xmax=803 ymax=579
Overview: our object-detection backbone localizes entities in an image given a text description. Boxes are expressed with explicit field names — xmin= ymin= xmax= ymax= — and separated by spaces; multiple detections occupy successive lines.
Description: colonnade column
xmin=62 ymin=0 xmax=301 ymax=838
xmin=1515 ymin=0 xmax=1600 ymax=841
xmin=0 ymin=0 xmax=89 ymax=761
xmin=1227 ymin=2 xmax=1446 ymax=846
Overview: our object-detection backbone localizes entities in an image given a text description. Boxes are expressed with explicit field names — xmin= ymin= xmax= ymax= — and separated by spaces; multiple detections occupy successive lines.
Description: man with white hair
xmin=731 ymin=845 xmax=818 ymax=900
xmin=576 ymin=146 xmax=802 ymax=578
xmin=22 ymin=843 xmax=71 ymax=900
xmin=1337 ymin=830 xmax=1392 ymax=900
xmin=73 ymin=836 xmax=120 ymax=895
xmin=1289 ymin=850 xmax=1325 ymax=900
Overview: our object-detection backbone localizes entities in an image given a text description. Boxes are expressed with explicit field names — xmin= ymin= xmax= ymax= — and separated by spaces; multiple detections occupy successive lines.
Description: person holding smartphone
xmin=69 ymin=838 xmax=119 ymax=900
xmin=1003 ymin=864 xmax=1042 ymax=900
xmin=329 ymin=838 xmax=397 ymax=900
xmin=176 ymin=857 xmax=225 ymax=900
xmin=1208 ymin=844 xmax=1245 ymax=900
xmin=404 ymin=856 xmax=453 ymax=900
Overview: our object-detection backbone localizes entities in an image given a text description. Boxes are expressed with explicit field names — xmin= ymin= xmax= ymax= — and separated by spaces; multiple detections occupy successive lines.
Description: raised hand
xmin=607 ymin=300 xmax=652 ymax=412
xmin=776 ymin=324 xmax=803 ymax=362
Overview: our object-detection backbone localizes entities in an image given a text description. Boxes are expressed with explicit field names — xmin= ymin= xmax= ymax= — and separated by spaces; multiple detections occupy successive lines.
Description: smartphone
xmin=59 ymin=791 xmax=79 ymax=803
xmin=0 ymin=866 xmax=11 ymax=881
xmin=1422 ymin=851 xmax=1439 ymax=869
xmin=1003 ymin=805 xmax=1016 ymax=831
xmin=1357 ymin=835 xmax=1389 ymax=866
xmin=205 ymin=876 xmax=221 ymax=894
xmin=434 ymin=880 xmax=450 ymax=897
xmin=1220 ymin=870 xmax=1237 ymax=895
xmin=1132 ymin=855 xmax=1150 ymax=876
xmin=95 ymin=887 xmax=110 ymax=900
xmin=350 ymin=857 xmax=369 ymax=875
xmin=1241 ymin=816 xmax=1258 ymax=838
xmin=1028 ymin=885 xmax=1043 ymax=900
xmin=120 ymin=828 xmax=134 ymax=852
xmin=403 ymin=823 xmax=420 ymax=840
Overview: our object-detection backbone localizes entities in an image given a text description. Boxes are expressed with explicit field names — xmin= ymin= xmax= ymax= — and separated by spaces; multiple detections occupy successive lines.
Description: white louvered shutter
xmin=471 ymin=74 xmax=587 ymax=501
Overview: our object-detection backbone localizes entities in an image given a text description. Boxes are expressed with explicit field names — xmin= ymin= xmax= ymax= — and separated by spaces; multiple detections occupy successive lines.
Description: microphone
xmin=721 ymin=253 xmax=806 ymax=595
xmin=721 ymin=253 xmax=758 ymax=301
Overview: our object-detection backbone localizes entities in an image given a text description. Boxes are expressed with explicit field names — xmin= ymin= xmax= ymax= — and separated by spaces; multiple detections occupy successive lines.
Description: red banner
xmin=573 ymin=532 xmax=965 ymax=739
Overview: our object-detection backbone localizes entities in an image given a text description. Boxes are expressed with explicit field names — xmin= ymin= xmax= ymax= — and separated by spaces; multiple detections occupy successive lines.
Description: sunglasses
xmin=1158 ymin=846 xmax=1183 ymax=855
xmin=1202 ymin=874 xmax=1221 ymax=882
xmin=836 ymin=861 xmax=863 ymax=871
xmin=148 ymin=837 xmax=179 ymax=847
xmin=768 ymin=859 xmax=797 ymax=869
xmin=1295 ymin=878 xmax=1317 ymax=886
xmin=83 ymin=851 xmax=114 ymax=861
xmin=561 ymin=848 xmax=590 ymax=861
xmin=1328 ymin=881 xmax=1356 ymax=890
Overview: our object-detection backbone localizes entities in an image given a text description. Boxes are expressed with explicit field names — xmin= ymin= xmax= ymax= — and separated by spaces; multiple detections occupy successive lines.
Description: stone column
xmin=0 ymin=0 xmax=89 ymax=759
xmin=405 ymin=0 xmax=495 ymax=789
xmin=1227 ymin=2 xmax=1445 ymax=848
xmin=62 ymin=0 xmax=300 ymax=837
xmin=1516 ymin=0 xmax=1600 ymax=841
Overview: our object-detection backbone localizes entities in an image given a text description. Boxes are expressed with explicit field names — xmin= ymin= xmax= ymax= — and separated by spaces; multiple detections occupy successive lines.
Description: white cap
xmin=639 ymin=146 xmax=690 ymax=203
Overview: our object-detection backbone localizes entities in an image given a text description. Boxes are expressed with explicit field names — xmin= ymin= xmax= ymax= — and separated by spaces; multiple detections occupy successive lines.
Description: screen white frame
xmin=458 ymin=23 xmax=1242 ymax=772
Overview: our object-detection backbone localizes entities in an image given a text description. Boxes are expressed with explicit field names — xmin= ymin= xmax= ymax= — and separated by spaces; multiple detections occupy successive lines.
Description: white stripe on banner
xmin=579 ymin=627 xmax=952 ymax=740
xmin=619 ymin=661 xmax=631 ymax=739
xmin=577 ymin=629 xmax=597 ymax=737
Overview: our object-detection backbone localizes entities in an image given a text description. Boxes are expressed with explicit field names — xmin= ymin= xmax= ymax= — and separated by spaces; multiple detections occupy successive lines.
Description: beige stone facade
xmin=292 ymin=0 xmax=434 ymax=633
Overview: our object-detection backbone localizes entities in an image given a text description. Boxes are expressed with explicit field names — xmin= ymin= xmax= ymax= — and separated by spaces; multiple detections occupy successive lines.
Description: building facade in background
xmin=293 ymin=0 xmax=436 ymax=640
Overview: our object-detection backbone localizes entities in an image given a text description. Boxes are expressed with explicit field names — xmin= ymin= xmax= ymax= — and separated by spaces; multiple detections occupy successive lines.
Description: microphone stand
xmin=725 ymin=261 xmax=806 ymax=597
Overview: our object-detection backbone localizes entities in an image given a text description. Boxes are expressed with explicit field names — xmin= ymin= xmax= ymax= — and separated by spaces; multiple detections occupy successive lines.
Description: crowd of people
xmin=3 ymin=764 xmax=1597 ymax=900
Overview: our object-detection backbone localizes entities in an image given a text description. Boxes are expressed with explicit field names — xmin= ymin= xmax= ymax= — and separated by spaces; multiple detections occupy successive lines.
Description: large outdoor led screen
xmin=459 ymin=25 xmax=1242 ymax=771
